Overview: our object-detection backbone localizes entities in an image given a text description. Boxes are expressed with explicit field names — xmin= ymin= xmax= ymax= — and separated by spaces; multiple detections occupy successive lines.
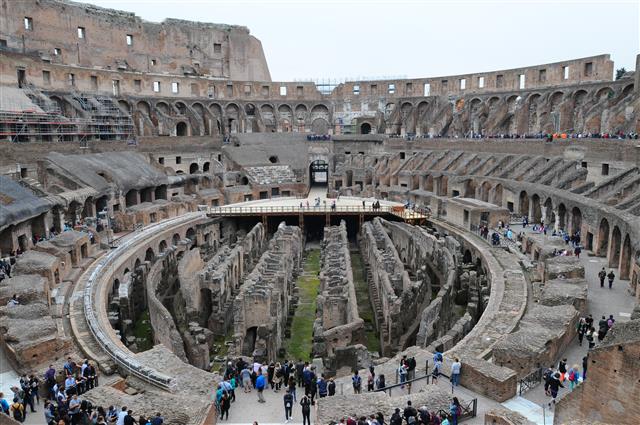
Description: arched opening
xmin=531 ymin=194 xmax=542 ymax=224
xmin=480 ymin=182 xmax=492 ymax=202
xmin=189 ymin=163 xmax=199 ymax=174
xmin=311 ymin=118 xmax=329 ymax=135
xmin=464 ymin=180 xmax=477 ymax=198
xmin=159 ymin=240 xmax=167 ymax=253
xmin=597 ymin=218 xmax=610 ymax=257
xmin=155 ymin=185 xmax=167 ymax=200
xmin=243 ymin=326 xmax=258 ymax=357
xmin=82 ymin=196 xmax=95 ymax=219
xmin=609 ymin=226 xmax=622 ymax=268
xmin=172 ymin=233 xmax=181 ymax=247
xmin=519 ymin=191 xmax=529 ymax=216
xmin=203 ymin=162 xmax=210 ymax=173
xmin=462 ymin=250 xmax=473 ymax=264
xmin=570 ymin=207 xmax=582 ymax=235
xmin=112 ymin=279 xmax=120 ymax=298
xmin=620 ymin=234 xmax=632 ymax=280
xmin=186 ymin=228 xmax=196 ymax=247
xmin=145 ymin=247 xmax=155 ymax=263
xmin=134 ymin=258 xmax=141 ymax=270
xmin=543 ymin=198 xmax=554 ymax=225
xmin=125 ymin=189 xmax=138 ymax=208
xmin=360 ymin=122 xmax=372 ymax=135
xmin=176 ymin=122 xmax=188 ymax=136
xmin=96 ymin=196 xmax=108 ymax=214
xmin=309 ymin=160 xmax=328 ymax=187
xmin=493 ymin=184 xmax=503 ymax=206
xmin=240 ymin=176 xmax=249 ymax=185
xmin=557 ymin=203 xmax=567 ymax=230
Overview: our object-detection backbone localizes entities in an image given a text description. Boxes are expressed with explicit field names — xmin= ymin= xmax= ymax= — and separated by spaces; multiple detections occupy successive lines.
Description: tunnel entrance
xmin=309 ymin=160 xmax=328 ymax=187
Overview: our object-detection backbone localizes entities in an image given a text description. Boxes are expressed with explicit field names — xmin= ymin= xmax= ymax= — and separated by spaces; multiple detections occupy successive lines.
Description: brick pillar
xmin=635 ymin=54 xmax=640 ymax=94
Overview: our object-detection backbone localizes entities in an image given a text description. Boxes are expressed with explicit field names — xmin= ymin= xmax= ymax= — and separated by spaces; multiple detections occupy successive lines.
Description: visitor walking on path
xmin=598 ymin=268 xmax=606 ymax=288
xmin=300 ymin=395 xmax=311 ymax=425
xmin=607 ymin=270 xmax=615 ymax=289
xmin=450 ymin=358 xmax=462 ymax=387
xmin=256 ymin=372 xmax=266 ymax=403
xmin=283 ymin=389 xmax=294 ymax=423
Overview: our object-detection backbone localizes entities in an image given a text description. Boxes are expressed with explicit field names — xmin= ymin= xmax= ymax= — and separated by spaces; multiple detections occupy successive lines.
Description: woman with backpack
xmin=567 ymin=365 xmax=581 ymax=391
xmin=10 ymin=398 xmax=25 ymax=423
xmin=449 ymin=397 xmax=461 ymax=425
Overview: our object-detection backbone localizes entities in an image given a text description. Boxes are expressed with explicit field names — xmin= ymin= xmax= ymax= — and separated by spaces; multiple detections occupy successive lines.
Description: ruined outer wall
xmin=0 ymin=0 xmax=271 ymax=81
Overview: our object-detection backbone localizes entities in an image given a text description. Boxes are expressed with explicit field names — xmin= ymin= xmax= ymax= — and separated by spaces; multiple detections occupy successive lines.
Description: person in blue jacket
xmin=256 ymin=372 xmax=266 ymax=403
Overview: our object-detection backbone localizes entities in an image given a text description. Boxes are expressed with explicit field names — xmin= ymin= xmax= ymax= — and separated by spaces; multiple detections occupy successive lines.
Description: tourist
xmin=403 ymin=400 xmax=417 ymax=423
xmin=432 ymin=356 xmax=442 ymax=384
xmin=284 ymin=389 xmax=294 ymax=422
xmin=376 ymin=374 xmax=386 ymax=391
xmin=273 ymin=362 xmax=283 ymax=391
xmin=327 ymin=378 xmax=336 ymax=396
xmin=43 ymin=400 xmax=56 ymax=424
xmin=124 ymin=409 xmax=135 ymax=425
xmin=598 ymin=316 xmax=609 ymax=342
xmin=352 ymin=371 xmax=362 ymax=394
xmin=545 ymin=372 xmax=564 ymax=408
xmin=219 ymin=392 xmax=230 ymax=420
xmin=296 ymin=360 xmax=305 ymax=388
xmin=44 ymin=364 xmax=57 ymax=399
xmin=567 ymin=364 xmax=580 ymax=391
xmin=449 ymin=397 xmax=461 ymax=425
xmin=450 ymin=358 xmax=461 ymax=387
xmin=440 ymin=412 xmax=451 ymax=425
xmin=598 ymin=267 xmax=606 ymax=288
xmin=151 ymin=412 xmax=164 ymax=425
xmin=576 ymin=317 xmax=587 ymax=346
xmin=582 ymin=356 xmax=588 ymax=380
xmin=607 ymin=314 xmax=616 ymax=328
xmin=607 ymin=270 xmax=615 ymax=289
xmin=7 ymin=294 xmax=19 ymax=307
xmin=558 ymin=358 xmax=567 ymax=381
xmin=398 ymin=361 xmax=408 ymax=388
xmin=300 ymin=394 xmax=311 ymax=425
xmin=317 ymin=374 xmax=328 ymax=398
xmin=268 ymin=362 xmax=276 ymax=389
xmin=389 ymin=408 xmax=402 ymax=425
xmin=256 ymin=372 xmax=267 ymax=403
xmin=586 ymin=326 xmax=596 ymax=349
xmin=367 ymin=366 xmax=375 ymax=391
xmin=287 ymin=376 xmax=297 ymax=401
xmin=0 ymin=392 xmax=9 ymax=415
xmin=241 ymin=365 xmax=252 ymax=393
xmin=11 ymin=398 xmax=25 ymax=422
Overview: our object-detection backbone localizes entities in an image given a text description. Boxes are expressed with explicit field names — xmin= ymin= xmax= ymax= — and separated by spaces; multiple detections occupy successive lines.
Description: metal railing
xmin=518 ymin=367 xmax=545 ymax=396
xmin=436 ymin=398 xmax=478 ymax=423
xmin=207 ymin=204 xmax=430 ymax=220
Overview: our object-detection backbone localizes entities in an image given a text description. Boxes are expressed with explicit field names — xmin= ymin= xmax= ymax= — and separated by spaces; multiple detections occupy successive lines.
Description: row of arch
xmin=462 ymin=178 xmax=637 ymax=281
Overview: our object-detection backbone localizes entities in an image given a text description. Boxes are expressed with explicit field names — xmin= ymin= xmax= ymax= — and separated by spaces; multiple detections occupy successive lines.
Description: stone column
xmin=554 ymin=209 xmax=561 ymax=232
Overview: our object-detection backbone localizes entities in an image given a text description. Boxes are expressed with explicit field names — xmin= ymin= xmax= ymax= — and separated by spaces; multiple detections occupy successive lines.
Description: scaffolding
xmin=0 ymin=87 xmax=135 ymax=143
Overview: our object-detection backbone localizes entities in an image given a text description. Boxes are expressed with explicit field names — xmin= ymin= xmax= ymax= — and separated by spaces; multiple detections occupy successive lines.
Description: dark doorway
xmin=17 ymin=69 xmax=26 ymax=88
xmin=176 ymin=122 xmax=188 ymax=136
xmin=309 ymin=160 xmax=328 ymax=187
xmin=360 ymin=122 xmax=372 ymax=134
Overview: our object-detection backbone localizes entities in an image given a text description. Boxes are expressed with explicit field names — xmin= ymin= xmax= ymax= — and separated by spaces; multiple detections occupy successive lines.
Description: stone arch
xmin=310 ymin=104 xmax=330 ymax=116
xmin=158 ymin=240 xmax=167 ymax=253
xmin=531 ymin=194 xmax=542 ymax=223
xmin=118 ymin=100 xmax=131 ymax=113
xmin=134 ymin=258 xmax=141 ymax=270
xmin=136 ymin=100 xmax=151 ymax=116
xmin=245 ymin=103 xmax=256 ymax=116
xmin=549 ymin=91 xmax=564 ymax=110
xmin=125 ymin=189 xmax=138 ymax=207
xmin=192 ymin=102 xmax=210 ymax=135
xmin=557 ymin=203 xmax=567 ymax=230
xmin=278 ymin=104 xmax=293 ymax=132
xmin=156 ymin=101 xmax=170 ymax=115
xmin=424 ymin=175 xmax=434 ymax=192
xmin=492 ymin=183 xmax=503 ymax=206
xmin=488 ymin=96 xmax=501 ymax=108
xmin=226 ymin=103 xmax=240 ymax=133
xmin=609 ymin=226 xmax=622 ymax=268
xmin=622 ymin=84 xmax=634 ymax=98
xmin=145 ymin=247 xmax=155 ymax=263
xmin=543 ymin=197 xmax=554 ymax=225
xmin=620 ymin=234 xmax=632 ymax=279
xmin=480 ymin=181 xmax=492 ymax=202
xmin=464 ymin=180 xmax=477 ymax=198
xmin=208 ymin=103 xmax=223 ymax=117
xmin=462 ymin=249 xmax=473 ymax=264
xmin=360 ymin=122 xmax=372 ymax=134
xmin=595 ymin=87 xmax=614 ymax=101
xmin=112 ymin=278 xmax=120 ymax=298
xmin=189 ymin=163 xmax=199 ymax=174
xmin=311 ymin=118 xmax=329 ymax=135
xmin=172 ymin=233 xmax=181 ymax=246
xmin=570 ymin=207 xmax=582 ymax=235
xmin=597 ymin=218 xmax=610 ymax=257
xmin=82 ymin=196 xmax=95 ymax=218
xmin=260 ymin=104 xmax=276 ymax=131
xmin=186 ymin=227 xmax=196 ymax=246
xmin=176 ymin=121 xmax=189 ymax=136
xmin=203 ymin=162 xmax=211 ymax=173
xmin=295 ymin=104 xmax=308 ymax=131
xmin=174 ymin=101 xmax=187 ymax=115
xmin=518 ymin=191 xmax=529 ymax=216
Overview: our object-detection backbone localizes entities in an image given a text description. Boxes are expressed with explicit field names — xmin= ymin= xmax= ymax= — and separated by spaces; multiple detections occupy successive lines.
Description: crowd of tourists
xmin=0 ymin=357 xmax=162 ymax=425
xmin=394 ymin=131 xmax=638 ymax=141
xmin=307 ymin=134 xmax=332 ymax=141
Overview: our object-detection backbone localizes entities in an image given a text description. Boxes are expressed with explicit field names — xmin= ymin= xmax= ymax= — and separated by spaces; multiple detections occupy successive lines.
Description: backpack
xmin=12 ymin=403 xmax=23 ymax=421
xmin=436 ymin=352 xmax=443 ymax=362
xmin=568 ymin=371 xmax=575 ymax=382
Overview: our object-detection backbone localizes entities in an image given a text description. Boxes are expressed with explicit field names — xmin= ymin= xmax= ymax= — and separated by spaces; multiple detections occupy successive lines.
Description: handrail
xmin=207 ymin=204 xmax=430 ymax=219
xmin=518 ymin=367 xmax=545 ymax=396
xmin=82 ymin=213 xmax=205 ymax=391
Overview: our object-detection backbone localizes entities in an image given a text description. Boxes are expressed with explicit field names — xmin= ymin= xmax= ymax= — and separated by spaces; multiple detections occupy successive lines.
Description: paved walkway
xmin=504 ymin=224 xmax=636 ymax=424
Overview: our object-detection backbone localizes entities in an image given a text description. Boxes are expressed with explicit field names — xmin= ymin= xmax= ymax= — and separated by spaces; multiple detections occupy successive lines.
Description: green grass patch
xmin=350 ymin=251 xmax=381 ymax=354
xmin=132 ymin=310 xmax=154 ymax=352
xmin=285 ymin=249 xmax=321 ymax=361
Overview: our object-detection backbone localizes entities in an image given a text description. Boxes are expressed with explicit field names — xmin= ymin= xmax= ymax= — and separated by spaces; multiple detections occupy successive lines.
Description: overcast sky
xmin=87 ymin=0 xmax=639 ymax=82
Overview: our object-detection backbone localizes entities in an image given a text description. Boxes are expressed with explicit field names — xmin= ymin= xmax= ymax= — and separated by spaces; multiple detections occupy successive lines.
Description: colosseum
xmin=0 ymin=1 xmax=639 ymax=424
